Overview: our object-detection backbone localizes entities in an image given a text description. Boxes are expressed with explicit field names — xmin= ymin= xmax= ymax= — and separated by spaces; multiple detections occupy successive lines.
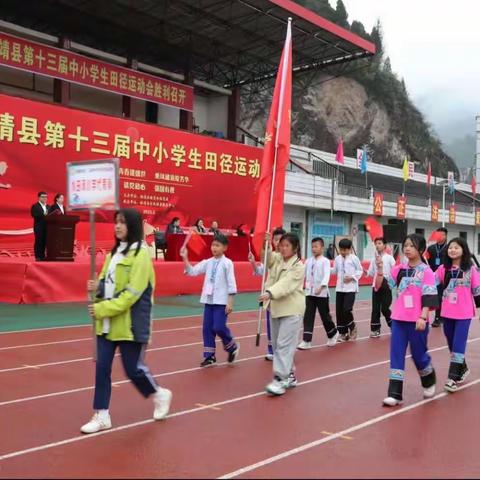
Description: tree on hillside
xmin=335 ymin=0 xmax=349 ymax=28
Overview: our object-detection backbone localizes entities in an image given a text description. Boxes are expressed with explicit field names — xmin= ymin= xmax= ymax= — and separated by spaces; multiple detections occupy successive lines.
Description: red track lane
xmin=238 ymin=382 xmax=480 ymax=479
xmin=0 ymin=315 xmax=382 ymax=454
xmin=0 ymin=331 xmax=478 ymax=478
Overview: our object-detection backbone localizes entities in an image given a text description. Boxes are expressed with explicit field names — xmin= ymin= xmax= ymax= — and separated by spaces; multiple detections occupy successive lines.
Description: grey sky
xmin=334 ymin=0 xmax=480 ymax=144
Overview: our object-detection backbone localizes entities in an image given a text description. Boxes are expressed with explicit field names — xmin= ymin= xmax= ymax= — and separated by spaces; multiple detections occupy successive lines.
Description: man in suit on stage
xmin=31 ymin=191 xmax=49 ymax=261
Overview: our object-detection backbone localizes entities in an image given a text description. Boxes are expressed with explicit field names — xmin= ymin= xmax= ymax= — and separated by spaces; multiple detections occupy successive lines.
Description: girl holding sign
xmin=82 ymin=208 xmax=172 ymax=434
xmin=383 ymin=234 xmax=438 ymax=407
xmin=435 ymin=237 xmax=480 ymax=392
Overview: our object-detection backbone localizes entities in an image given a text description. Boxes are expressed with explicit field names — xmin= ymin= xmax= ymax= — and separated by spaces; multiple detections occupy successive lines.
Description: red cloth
xmin=427 ymin=162 xmax=432 ymax=187
xmin=335 ymin=140 xmax=344 ymax=165
xmin=252 ymin=21 xmax=292 ymax=257
xmin=165 ymin=234 xmax=250 ymax=261
xmin=0 ymin=258 xmax=373 ymax=304
xmin=472 ymin=175 xmax=477 ymax=197
xmin=364 ymin=216 xmax=383 ymax=242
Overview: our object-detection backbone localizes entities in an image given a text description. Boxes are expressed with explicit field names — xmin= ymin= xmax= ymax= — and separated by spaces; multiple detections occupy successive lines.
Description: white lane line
xmin=0 ymin=335 xmax=474 ymax=463
xmin=0 ymin=317 xmax=372 ymax=373
xmin=0 ymin=327 xmax=382 ymax=407
xmin=217 ymin=379 xmax=480 ymax=479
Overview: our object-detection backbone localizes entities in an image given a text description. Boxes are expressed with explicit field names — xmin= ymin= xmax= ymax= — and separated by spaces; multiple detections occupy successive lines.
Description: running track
xmin=0 ymin=300 xmax=479 ymax=478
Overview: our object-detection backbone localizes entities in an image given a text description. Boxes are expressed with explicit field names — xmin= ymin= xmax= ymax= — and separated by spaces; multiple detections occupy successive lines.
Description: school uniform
xmin=386 ymin=263 xmax=438 ymax=401
xmin=367 ymin=253 xmax=395 ymax=333
xmin=427 ymin=242 xmax=448 ymax=323
xmin=436 ymin=265 xmax=480 ymax=382
xmin=185 ymin=255 xmax=238 ymax=358
xmin=302 ymin=255 xmax=337 ymax=342
xmin=332 ymin=254 xmax=363 ymax=335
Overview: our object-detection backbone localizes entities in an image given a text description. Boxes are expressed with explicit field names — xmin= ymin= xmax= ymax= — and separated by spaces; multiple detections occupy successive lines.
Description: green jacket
xmin=93 ymin=246 xmax=155 ymax=343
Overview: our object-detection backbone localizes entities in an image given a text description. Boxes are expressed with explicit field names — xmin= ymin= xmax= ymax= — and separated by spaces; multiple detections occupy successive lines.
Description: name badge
xmin=204 ymin=282 xmax=214 ymax=296
xmin=403 ymin=295 xmax=414 ymax=309
xmin=448 ymin=292 xmax=458 ymax=304
xmin=435 ymin=258 xmax=441 ymax=266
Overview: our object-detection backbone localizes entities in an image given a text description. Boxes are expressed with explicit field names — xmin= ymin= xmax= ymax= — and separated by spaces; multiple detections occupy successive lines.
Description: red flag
xmin=428 ymin=231 xmax=444 ymax=243
xmin=472 ymin=175 xmax=477 ymax=197
xmin=364 ymin=216 xmax=383 ymax=242
xmin=427 ymin=162 xmax=432 ymax=187
xmin=183 ymin=230 xmax=207 ymax=256
xmin=335 ymin=139 xmax=344 ymax=165
xmin=252 ymin=20 xmax=292 ymax=257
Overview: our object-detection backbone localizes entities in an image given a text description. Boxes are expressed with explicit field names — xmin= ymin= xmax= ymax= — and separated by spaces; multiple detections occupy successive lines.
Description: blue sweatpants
xmin=390 ymin=320 xmax=433 ymax=382
xmin=203 ymin=304 xmax=237 ymax=358
xmin=266 ymin=309 xmax=273 ymax=355
xmin=93 ymin=335 xmax=158 ymax=409
xmin=442 ymin=317 xmax=471 ymax=380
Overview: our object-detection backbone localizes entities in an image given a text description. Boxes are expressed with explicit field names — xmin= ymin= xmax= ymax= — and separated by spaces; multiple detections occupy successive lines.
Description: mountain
xmin=240 ymin=0 xmax=458 ymax=177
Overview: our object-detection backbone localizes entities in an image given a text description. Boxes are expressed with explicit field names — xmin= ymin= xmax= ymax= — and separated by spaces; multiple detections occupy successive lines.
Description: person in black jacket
xmin=426 ymin=227 xmax=448 ymax=327
xmin=48 ymin=193 xmax=65 ymax=215
xmin=31 ymin=191 xmax=49 ymax=261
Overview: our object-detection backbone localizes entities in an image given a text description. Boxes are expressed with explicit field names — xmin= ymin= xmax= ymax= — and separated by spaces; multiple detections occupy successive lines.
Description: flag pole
xmin=89 ymin=207 xmax=97 ymax=362
xmin=255 ymin=17 xmax=292 ymax=347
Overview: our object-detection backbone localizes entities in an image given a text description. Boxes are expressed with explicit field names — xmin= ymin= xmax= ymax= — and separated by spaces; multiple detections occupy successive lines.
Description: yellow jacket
xmin=265 ymin=248 xmax=305 ymax=318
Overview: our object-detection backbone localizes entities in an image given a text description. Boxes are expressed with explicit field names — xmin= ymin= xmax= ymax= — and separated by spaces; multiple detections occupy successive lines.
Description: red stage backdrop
xmin=0 ymin=94 xmax=262 ymax=241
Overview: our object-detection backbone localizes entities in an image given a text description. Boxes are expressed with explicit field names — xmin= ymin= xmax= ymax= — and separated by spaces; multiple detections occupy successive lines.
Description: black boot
xmin=384 ymin=379 xmax=403 ymax=406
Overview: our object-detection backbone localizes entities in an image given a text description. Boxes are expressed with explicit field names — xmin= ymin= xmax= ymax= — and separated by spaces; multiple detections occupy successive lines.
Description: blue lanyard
xmin=405 ymin=265 xmax=417 ymax=279
xmin=210 ymin=259 xmax=221 ymax=283
xmin=436 ymin=244 xmax=444 ymax=258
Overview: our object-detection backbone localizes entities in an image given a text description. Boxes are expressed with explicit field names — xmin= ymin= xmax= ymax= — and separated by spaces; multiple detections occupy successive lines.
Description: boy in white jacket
xmin=298 ymin=237 xmax=339 ymax=349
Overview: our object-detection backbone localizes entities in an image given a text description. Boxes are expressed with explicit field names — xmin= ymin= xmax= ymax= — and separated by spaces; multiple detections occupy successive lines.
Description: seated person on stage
xmin=210 ymin=220 xmax=220 ymax=234
xmin=166 ymin=217 xmax=183 ymax=234
xmin=193 ymin=218 xmax=207 ymax=234
xmin=48 ymin=193 xmax=66 ymax=215
xmin=30 ymin=191 xmax=49 ymax=261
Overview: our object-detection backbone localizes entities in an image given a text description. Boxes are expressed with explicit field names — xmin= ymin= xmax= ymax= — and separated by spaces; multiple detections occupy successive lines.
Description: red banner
xmin=449 ymin=203 xmax=456 ymax=224
xmin=397 ymin=195 xmax=406 ymax=219
xmin=0 ymin=32 xmax=193 ymax=111
xmin=431 ymin=201 xmax=439 ymax=222
xmin=476 ymin=208 xmax=480 ymax=226
xmin=0 ymin=94 xmax=261 ymax=234
xmin=373 ymin=192 xmax=383 ymax=216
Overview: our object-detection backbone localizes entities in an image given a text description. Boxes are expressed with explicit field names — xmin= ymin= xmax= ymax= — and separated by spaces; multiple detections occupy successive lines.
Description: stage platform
xmin=1 ymin=258 xmax=372 ymax=304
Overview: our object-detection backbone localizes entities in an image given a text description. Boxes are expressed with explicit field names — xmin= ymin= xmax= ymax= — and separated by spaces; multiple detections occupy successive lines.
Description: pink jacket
xmin=389 ymin=263 xmax=438 ymax=322
xmin=436 ymin=265 xmax=480 ymax=320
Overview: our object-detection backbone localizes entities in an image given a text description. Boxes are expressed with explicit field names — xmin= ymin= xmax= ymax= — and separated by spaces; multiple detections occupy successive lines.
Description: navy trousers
xmin=203 ymin=304 xmax=237 ymax=358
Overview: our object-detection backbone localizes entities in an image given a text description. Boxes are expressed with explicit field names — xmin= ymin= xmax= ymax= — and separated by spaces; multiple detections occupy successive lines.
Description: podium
xmin=45 ymin=214 xmax=80 ymax=261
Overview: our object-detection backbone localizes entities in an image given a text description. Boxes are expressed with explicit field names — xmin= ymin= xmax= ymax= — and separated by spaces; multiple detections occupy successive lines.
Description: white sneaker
xmin=264 ymin=354 xmax=274 ymax=361
xmin=423 ymin=385 xmax=436 ymax=399
xmin=80 ymin=411 xmax=112 ymax=434
xmin=327 ymin=331 xmax=339 ymax=347
xmin=287 ymin=372 xmax=298 ymax=389
xmin=298 ymin=341 xmax=312 ymax=350
xmin=265 ymin=377 xmax=287 ymax=395
xmin=459 ymin=367 xmax=470 ymax=384
xmin=383 ymin=397 xmax=403 ymax=407
xmin=444 ymin=379 xmax=458 ymax=393
xmin=153 ymin=388 xmax=173 ymax=420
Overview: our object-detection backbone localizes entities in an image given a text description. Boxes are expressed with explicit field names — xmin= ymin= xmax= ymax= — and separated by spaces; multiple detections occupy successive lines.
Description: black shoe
xmin=227 ymin=344 xmax=240 ymax=364
xmin=431 ymin=319 xmax=441 ymax=328
xmin=200 ymin=356 xmax=216 ymax=367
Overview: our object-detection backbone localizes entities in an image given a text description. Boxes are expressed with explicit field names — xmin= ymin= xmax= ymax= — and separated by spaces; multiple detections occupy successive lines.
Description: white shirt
xmin=39 ymin=202 xmax=47 ymax=215
xmin=186 ymin=255 xmax=237 ymax=305
xmin=367 ymin=253 xmax=395 ymax=287
xmin=332 ymin=254 xmax=363 ymax=293
xmin=102 ymin=241 xmax=140 ymax=333
xmin=57 ymin=203 xmax=64 ymax=214
xmin=305 ymin=255 xmax=330 ymax=297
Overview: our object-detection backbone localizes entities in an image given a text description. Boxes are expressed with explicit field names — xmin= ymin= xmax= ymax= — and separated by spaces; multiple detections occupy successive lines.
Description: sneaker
xmin=297 ymin=341 xmax=312 ymax=350
xmin=431 ymin=318 xmax=441 ymax=328
xmin=227 ymin=344 xmax=240 ymax=364
xmin=265 ymin=376 xmax=287 ymax=396
xmin=265 ymin=354 xmax=274 ymax=361
xmin=423 ymin=385 xmax=436 ymax=398
xmin=80 ymin=411 xmax=112 ymax=434
xmin=459 ymin=367 xmax=470 ymax=384
xmin=200 ymin=356 xmax=217 ymax=367
xmin=327 ymin=331 xmax=339 ymax=347
xmin=444 ymin=379 xmax=458 ymax=393
xmin=153 ymin=388 xmax=172 ymax=420
xmin=370 ymin=331 xmax=381 ymax=338
xmin=383 ymin=397 xmax=403 ymax=407
xmin=349 ymin=326 xmax=358 ymax=341
xmin=287 ymin=372 xmax=297 ymax=389
xmin=337 ymin=333 xmax=349 ymax=343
